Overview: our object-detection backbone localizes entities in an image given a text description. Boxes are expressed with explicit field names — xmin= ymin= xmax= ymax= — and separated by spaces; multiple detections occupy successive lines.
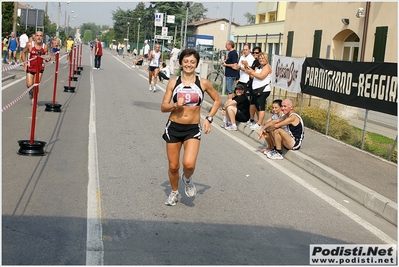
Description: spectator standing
xmin=161 ymin=48 xmax=221 ymax=206
xmin=221 ymin=83 xmax=250 ymax=130
xmin=18 ymin=30 xmax=29 ymax=63
xmin=147 ymin=43 xmax=161 ymax=92
xmin=120 ymin=42 xmax=125 ymax=56
xmin=20 ymin=31 xmax=50 ymax=102
xmin=93 ymin=38 xmax=103 ymax=70
xmin=222 ymin=40 xmax=239 ymax=99
xmin=169 ymin=44 xmax=180 ymax=75
xmin=132 ymin=48 xmax=138 ymax=57
xmin=158 ymin=62 xmax=170 ymax=83
xmin=236 ymin=44 xmax=255 ymax=95
xmin=2 ymin=34 xmax=9 ymax=63
xmin=265 ymin=99 xmax=305 ymax=160
xmin=7 ymin=32 xmax=19 ymax=64
xmin=245 ymin=46 xmax=262 ymax=127
xmin=143 ymin=40 xmax=150 ymax=65
xmin=244 ymin=52 xmax=272 ymax=131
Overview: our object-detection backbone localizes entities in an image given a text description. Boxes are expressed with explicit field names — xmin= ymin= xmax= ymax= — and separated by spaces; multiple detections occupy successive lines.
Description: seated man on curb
xmin=132 ymin=54 xmax=143 ymax=68
xmin=220 ymin=83 xmax=250 ymax=131
xmin=265 ymin=98 xmax=304 ymax=160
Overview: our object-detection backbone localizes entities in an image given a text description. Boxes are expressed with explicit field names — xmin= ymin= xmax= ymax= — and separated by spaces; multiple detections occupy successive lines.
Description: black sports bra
xmin=172 ymin=76 xmax=204 ymax=106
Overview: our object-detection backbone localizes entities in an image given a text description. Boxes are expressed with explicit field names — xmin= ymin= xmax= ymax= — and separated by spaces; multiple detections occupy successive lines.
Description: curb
xmin=201 ymin=100 xmax=397 ymax=226
xmin=2 ymin=74 xmax=16 ymax=82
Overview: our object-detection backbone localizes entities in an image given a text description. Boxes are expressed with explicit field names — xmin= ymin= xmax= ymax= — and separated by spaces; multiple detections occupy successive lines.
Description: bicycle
xmin=207 ymin=63 xmax=224 ymax=93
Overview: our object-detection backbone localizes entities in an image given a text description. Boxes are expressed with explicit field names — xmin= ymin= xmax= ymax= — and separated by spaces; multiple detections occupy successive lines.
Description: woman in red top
xmin=20 ymin=31 xmax=49 ymax=100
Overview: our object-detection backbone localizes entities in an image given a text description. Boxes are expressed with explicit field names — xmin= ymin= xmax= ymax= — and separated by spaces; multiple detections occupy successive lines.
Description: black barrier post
xmin=18 ymin=55 xmax=46 ymax=156
xmin=45 ymin=52 xmax=62 ymax=112
xmin=64 ymin=48 xmax=76 ymax=92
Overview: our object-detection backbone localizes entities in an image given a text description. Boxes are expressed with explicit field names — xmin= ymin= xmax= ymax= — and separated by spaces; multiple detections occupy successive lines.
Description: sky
xmin=20 ymin=1 xmax=258 ymax=29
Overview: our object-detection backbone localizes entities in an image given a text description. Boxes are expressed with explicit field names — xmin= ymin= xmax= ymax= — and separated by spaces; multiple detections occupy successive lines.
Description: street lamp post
xmin=183 ymin=2 xmax=191 ymax=49
xmin=137 ymin=18 xmax=141 ymax=57
xmin=125 ymin=21 xmax=130 ymax=57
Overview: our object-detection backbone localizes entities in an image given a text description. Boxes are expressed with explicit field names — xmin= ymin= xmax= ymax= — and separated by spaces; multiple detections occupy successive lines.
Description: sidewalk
xmin=201 ymin=94 xmax=397 ymax=226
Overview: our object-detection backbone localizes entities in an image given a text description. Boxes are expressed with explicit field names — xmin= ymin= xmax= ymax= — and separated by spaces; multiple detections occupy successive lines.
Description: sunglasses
xmin=252 ymin=52 xmax=259 ymax=54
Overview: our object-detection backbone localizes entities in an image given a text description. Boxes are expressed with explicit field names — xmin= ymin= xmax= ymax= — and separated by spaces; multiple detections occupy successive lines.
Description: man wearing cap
xmin=220 ymin=83 xmax=250 ymax=130
xmin=236 ymin=44 xmax=255 ymax=96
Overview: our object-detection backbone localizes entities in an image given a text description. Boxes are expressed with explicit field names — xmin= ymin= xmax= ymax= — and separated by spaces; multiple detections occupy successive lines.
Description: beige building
xmin=283 ymin=2 xmax=397 ymax=63
xmin=234 ymin=2 xmax=287 ymax=64
xmin=187 ymin=18 xmax=239 ymax=50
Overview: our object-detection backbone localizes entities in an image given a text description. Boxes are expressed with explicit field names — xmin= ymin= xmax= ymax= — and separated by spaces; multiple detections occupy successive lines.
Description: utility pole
xmin=227 ymin=2 xmax=233 ymax=41
xmin=13 ymin=2 xmax=18 ymax=34
xmin=57 ymin=2 xmax=61 ymax=38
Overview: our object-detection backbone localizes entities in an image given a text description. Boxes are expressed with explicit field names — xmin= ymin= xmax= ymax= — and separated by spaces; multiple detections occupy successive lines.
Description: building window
xmin=372 ymin=26 xmax=388 ymax=62
xmin=312 ymin=30 xmax=322 ymax=58
xmin=342 ymin=32 xmax=360 ymax=62
xmin=268 ymin=12 xmax=276 ymax=22
xmin=286 ymin=31 xmax=294 ymax=57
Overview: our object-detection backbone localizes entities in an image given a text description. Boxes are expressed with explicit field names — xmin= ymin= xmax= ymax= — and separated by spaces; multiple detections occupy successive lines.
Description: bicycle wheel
xmin=207 ymin=71 xmax=224 ymax=93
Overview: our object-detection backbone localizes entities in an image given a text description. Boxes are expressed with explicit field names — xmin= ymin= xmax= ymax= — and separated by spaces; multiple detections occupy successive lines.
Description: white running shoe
xmin=181 ymin=173 xmax=196 ymax=198
xmin=165 ymin=191 xmax=179 ymax=206
xmin=131 ymin=65 xmax=136 ymax=68
xmin=225 ymin=125 xmax=237 ymax=131
xmin=149 ymin=85 xmax=152 ymax=91
xmin=250 ymin=123 xmax=262 ymax=131
xmin=153 ymin=86 xmax=156 ymax=93
xmin=245 ymin=120 xmax=254 ymax=126
xmin=268 ymin=150 xmax=284 ymax=160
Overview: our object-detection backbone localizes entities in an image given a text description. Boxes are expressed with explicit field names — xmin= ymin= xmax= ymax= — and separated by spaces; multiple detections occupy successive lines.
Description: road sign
xmin=162 ymin=27 xmax=168 ymax=36
xmin=155 ymin=35 xmax=173 ymax=41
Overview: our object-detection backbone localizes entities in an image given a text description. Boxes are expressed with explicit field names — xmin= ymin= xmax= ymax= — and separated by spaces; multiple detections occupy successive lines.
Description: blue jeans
xmin=225 ymin=76 xmax=236 ymax=94
xmin=3 ymin=50 xmax=8 ymax=63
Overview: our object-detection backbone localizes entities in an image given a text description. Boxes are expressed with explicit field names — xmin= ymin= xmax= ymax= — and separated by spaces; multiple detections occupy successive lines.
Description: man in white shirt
xmin=18 ymin=30 xmax=29 ymax=63
xmin=169 ymin=44 xmax=180 ymax=75
xmin=236 ymin=44 xmax=255 ymax=96
xmin=143 ymin=40 xmax=150 ymax=66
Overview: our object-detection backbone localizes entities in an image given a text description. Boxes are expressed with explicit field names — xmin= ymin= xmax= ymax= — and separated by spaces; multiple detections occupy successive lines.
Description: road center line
xmin=86 ymin=51 xmax=104 ymax=265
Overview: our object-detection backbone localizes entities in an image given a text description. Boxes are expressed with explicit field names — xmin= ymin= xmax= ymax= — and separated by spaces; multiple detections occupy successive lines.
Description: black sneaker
xmin=28 ymin=89 xmax=33 ymax=100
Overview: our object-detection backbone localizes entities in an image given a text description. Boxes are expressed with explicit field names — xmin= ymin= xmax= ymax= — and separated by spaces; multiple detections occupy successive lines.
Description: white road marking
xmin=215 ymin=126 xmax=396 ymax=244
xmin=86 ymin=51 xmax=104 ymax=265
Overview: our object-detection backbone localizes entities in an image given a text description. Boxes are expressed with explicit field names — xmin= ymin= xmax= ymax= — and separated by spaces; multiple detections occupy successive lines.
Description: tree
xmin=80 ymin=22 xmax=101 ymax=39
xmin=243 ymin=12 xmax=255 ymax=25
xmin=2 ymin=2 xmax=14 ymax=36
xmin=101 ymin=28 xmax=115 ymax=48
xmin=83 ymin=30 xmax=93 ymax=42
xmin=188 ymin=3 xmax=208 ymax=23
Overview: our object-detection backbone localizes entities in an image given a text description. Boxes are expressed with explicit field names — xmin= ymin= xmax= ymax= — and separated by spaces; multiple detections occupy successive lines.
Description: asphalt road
xmin=2 ymin=46 xmax=397 ymax=265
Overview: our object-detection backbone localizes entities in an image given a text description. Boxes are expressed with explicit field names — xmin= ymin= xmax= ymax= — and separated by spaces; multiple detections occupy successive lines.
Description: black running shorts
xmin=162 ymin=120 xmax=202 ymax=143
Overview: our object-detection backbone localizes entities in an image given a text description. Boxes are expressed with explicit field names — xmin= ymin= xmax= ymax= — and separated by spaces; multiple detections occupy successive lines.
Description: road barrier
xmin=2 ymin=44 xmax=84 ymax=155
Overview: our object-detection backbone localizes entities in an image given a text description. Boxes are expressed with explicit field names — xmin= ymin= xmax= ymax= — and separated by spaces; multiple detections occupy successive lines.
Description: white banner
xmin=167 ymin=15 xmax=175 ymax=23
xmin=155 ymin=13 xmax=163 ymax=27
xmin=272 ymin=55 xmax=305 ymax=93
